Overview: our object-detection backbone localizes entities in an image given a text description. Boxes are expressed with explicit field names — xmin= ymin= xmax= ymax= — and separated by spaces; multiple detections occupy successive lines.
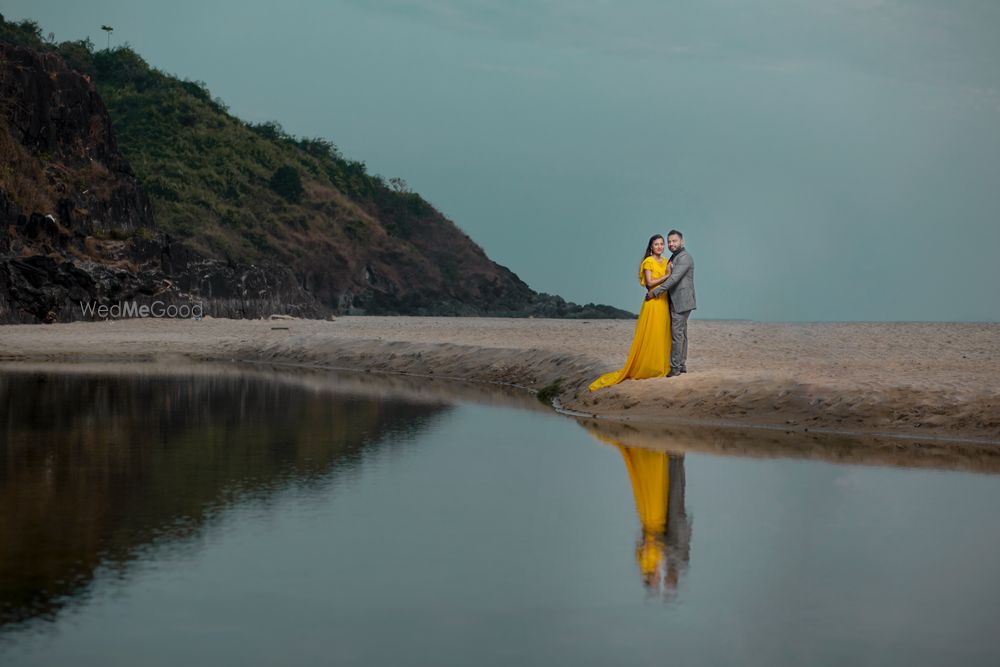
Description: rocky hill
xmin=0 ymin=17 xmax=630 ymax=323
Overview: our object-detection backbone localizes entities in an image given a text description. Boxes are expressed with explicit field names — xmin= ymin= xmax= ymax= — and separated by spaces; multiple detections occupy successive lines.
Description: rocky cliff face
xmin=0 ymin=42 xmax=323 ymax=323
xmin=0 ymin=43 xmax=152 ymax=232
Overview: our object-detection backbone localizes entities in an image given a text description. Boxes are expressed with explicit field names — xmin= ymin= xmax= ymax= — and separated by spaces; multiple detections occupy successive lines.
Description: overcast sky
xmin=7 ymin=0 xmax=1000 ymax=321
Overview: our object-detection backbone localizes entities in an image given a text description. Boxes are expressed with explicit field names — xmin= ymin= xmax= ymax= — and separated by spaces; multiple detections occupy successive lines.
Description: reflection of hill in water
xmin=0 ymin=370 xmax=450 ymax=629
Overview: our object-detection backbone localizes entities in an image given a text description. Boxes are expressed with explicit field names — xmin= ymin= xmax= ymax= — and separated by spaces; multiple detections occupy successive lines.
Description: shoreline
xmin=4 ymin=358 xmax=1000 ymax=475
xmin=1 ymin=316 xmax=998 ymax=446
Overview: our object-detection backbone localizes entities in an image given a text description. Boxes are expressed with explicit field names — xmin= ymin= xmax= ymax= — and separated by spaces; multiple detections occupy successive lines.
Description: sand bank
xmin=1 ymin=317 xmax=998 ymax=445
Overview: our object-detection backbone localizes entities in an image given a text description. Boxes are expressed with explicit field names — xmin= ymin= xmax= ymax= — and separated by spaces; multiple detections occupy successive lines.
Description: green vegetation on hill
xmin=2 ymin=15 xmax=436 ymax=264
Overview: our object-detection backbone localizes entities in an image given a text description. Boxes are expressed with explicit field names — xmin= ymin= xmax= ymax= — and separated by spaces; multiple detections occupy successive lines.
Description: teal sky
xmin=6 ymin=0 xmax=1000 ymax=321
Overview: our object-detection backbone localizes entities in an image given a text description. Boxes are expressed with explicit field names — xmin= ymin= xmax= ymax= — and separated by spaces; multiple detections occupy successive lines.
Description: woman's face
xmin=652 ymin=238 xmax=665 ymax=255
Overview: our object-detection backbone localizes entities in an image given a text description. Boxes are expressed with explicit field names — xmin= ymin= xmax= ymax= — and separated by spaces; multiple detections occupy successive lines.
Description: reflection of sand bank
xmin=1 ymin=317 xmax=998 ymax=443
xmin=579 ymin=418 xmax=1000 ymax=475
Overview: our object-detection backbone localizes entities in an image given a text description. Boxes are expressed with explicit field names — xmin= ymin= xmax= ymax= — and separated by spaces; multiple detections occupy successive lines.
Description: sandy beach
xmin=2 ymin=316 xmax=997 ymax=446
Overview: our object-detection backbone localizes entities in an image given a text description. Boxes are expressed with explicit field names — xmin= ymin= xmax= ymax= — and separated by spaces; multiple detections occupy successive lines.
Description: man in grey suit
xmin=646 ymin=230 xmax=695 ymax=377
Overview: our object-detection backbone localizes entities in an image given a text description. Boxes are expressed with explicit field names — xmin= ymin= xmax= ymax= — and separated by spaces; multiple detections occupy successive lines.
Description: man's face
xmin=667 ymin=234 xmax=683 ymax=253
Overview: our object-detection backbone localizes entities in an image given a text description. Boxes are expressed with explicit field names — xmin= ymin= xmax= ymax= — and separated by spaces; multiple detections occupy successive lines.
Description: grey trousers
xmin=670 ymin=309 xmax=691 ymax=371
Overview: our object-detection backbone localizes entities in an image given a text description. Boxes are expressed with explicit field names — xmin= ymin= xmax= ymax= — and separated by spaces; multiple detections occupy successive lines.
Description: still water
xmin=2 ymin=366 xmax=999 ymax=666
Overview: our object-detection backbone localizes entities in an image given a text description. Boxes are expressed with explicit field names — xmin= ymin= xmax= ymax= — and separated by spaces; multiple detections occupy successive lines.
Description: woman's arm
xmin=643 ymin=267 xmax=670 ymax=289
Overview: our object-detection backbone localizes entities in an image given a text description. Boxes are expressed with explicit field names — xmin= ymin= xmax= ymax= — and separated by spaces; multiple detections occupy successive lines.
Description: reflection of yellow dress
xmin=619 ymin=446 xmax=671 ymax=582
xmin=588 ymin=256 xmax=672 ymax=391
xmin=618 ymin=446 xmax=669 ymax=534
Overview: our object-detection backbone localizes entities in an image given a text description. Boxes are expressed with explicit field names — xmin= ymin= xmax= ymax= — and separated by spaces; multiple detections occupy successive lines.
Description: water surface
xmin=2 ymin=366 xmax=999 ymax=666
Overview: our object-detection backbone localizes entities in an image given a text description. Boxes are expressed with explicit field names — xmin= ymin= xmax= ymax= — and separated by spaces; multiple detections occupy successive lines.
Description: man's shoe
xmin=666 ymin=370 xmax=682 ymax=378
xmin=680 ymin=368 xmax=687 ymax=374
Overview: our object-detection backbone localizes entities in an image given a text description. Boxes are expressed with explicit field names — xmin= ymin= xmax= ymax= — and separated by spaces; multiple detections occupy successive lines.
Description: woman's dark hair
xmin=638 ymin=234 xmax=665 ymax=283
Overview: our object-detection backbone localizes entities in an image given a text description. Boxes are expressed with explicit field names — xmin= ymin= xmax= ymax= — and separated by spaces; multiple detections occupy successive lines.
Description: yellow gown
xmin=588 ymin=256 xmax=672 ymax=391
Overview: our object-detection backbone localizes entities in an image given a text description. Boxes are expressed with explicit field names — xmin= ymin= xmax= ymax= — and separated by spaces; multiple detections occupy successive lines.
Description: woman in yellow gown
xmin=589 ymin=235 xmax=672 ymax=391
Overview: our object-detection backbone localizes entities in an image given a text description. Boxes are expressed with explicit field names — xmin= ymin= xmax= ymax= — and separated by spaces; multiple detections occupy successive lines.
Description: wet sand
xmin=1 ymin=316 xmax=998 ymax=444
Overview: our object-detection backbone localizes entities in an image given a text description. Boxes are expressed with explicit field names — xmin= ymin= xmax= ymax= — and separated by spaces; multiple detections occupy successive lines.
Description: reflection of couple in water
xmin=587 ymin=426 xmax=692 ymax=597
xmin=620 ymin=447 xmax=690 ymax=596
xmin=589 ymin=230 xmax=696 ymax=391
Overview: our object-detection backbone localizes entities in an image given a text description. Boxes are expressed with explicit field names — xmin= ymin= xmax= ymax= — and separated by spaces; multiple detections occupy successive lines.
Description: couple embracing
xmin=589 ymin=230 xmax=696 ymax=391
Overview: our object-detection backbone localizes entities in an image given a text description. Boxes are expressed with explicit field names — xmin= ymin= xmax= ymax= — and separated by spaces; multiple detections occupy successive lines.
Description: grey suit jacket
xmin=651 ymin=248 xmax=696 ymax=312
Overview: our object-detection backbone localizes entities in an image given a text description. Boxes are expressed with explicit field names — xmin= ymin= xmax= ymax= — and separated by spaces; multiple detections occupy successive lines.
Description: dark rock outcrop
xmin=0 ymin=42 xmax=153 ymax=234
